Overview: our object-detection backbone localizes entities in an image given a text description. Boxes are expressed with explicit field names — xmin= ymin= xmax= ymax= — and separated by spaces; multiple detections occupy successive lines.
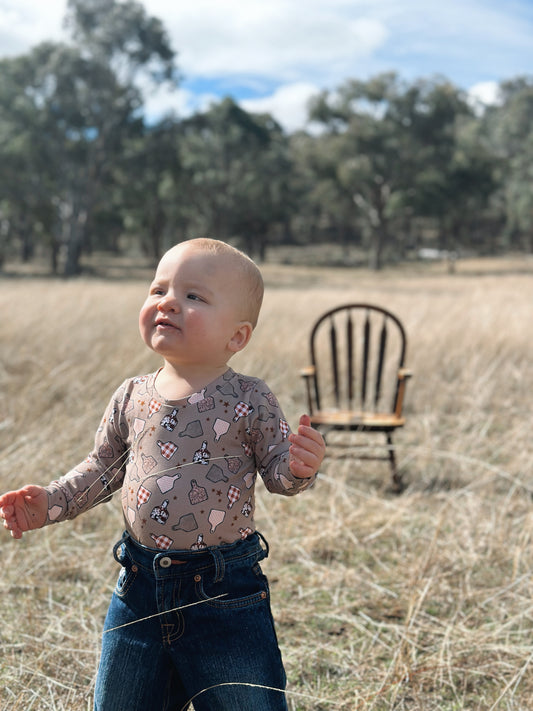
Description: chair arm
xmin=394 ymin=367 xmax=412 ymax=417
xmin=398 ymin=367 xmax=413 ymax=380
xmin=300 ymin=365 xmax=316 ymax=378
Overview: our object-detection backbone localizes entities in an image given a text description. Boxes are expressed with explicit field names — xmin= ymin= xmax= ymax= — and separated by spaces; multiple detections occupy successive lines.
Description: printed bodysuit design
xmin=44 ymin=369 xmax=315 ymax=549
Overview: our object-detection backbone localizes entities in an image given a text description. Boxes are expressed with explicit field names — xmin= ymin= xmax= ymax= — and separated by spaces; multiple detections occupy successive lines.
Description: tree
xmin=56 ymin=0 xmax=177 ymax=274
xmin=64 ymin=0 xmax=175 ymax=85
xmin=482 ymin=77 xmax=533 ymax=252
xmin=0 ymin=50 xmax=67 ymax=270
xmin=397 ymin=80 xmax=496 ymax=253
xmin=0 ymin=0 xmax=178 ymax=275
xmin=289 ymin=130 xmax=361 ymax=252
xmin=307 ymin=74 xmax=492 ymax=268
xmin=119 ymin=118 xmax=182 ymax=260
xmin=177 ymin=98 xmax=293 ymax=260
xmin=308 ymin=74 xmax=414 ymax=268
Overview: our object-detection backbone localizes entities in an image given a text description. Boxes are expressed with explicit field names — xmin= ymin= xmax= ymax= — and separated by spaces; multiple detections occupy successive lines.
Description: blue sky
xmin=1 ymin=0 xmax=532 ymax=130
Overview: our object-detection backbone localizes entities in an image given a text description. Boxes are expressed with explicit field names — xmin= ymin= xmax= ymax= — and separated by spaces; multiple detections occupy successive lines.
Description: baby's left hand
xmin=288 ymin=414 xmax=325 ymax=479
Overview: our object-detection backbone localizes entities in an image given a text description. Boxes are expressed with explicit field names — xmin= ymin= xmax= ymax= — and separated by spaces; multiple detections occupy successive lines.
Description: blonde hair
xmin=174 ymin=238 xmax=264 ymax=328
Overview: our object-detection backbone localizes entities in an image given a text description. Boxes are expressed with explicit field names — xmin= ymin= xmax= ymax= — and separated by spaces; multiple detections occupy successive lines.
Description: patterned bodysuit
xmin=44 ymin=368 xmax=316 ymax=550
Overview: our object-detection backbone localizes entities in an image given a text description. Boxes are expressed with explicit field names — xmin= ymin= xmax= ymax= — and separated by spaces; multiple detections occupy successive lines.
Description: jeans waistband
xmin=113 ymin=530 xmax=268 ymax=582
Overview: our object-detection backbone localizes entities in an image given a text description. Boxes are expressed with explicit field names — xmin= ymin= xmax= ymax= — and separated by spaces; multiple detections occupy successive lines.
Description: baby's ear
xmin=228 ymin=322 xmax=253 ymax=353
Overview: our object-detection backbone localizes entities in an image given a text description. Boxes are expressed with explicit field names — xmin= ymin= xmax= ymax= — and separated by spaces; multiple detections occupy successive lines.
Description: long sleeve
xmin=43 ymin=381 xmax=131 ymax=525
xmin=247 ymin=386 xmax=317 ymax=496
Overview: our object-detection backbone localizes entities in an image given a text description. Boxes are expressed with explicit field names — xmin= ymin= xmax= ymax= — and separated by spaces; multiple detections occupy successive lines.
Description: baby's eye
xmin=187 ymin=293 xmax=203 ymax=302
xmin=149 ymin=282 xmax=166 ymax=295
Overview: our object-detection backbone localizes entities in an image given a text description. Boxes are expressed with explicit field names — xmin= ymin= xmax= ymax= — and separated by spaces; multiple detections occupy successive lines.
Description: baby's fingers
xmin=0 ymin=502 xmax=15 ymax=525
xmin=289 ymin=424 xmax=325 ymax=460
xmin=2 ymin=512 xmax=23 ymax=539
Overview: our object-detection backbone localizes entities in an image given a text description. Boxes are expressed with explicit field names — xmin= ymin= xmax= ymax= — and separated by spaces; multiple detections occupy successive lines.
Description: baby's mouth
xmin=155 ymin=319 xmax=177 ymax=329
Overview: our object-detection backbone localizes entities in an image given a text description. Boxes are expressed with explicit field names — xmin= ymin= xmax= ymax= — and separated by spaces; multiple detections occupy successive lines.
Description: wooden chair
xmin=301 ymin=304 xmax=412 ymax=491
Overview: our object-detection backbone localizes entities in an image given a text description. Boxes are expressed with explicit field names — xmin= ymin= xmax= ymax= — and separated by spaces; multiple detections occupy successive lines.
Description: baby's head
xmin=139 ymin=238 xmax=264 ymax=369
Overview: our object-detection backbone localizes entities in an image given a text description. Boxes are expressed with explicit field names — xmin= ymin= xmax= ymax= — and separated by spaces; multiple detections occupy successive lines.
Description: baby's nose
xmin=157 ymin=294 xmax=178 ymax=312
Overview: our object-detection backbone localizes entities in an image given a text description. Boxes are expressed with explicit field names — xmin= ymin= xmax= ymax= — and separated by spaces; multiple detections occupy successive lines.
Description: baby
xmin=0 ymin=238 xmax=325 ymax=711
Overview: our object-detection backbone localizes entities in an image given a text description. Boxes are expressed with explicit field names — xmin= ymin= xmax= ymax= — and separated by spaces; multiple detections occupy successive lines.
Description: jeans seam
xmin=158 ymin=578 xmax=185 ymax=647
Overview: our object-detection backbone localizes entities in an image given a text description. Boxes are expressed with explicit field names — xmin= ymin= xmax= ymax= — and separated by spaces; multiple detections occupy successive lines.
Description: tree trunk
xmin=149 ymin=200 xmax=166 ymax=260
xmin=63 ymin=208 xmax=87 ymax=276
xmin=21 ymin=225 xmax=34 ymax=262
xmin=368 ymin=229 xmax=384 ymax=270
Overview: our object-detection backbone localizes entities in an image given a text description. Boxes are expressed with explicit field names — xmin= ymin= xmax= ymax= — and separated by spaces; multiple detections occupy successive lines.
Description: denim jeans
xmin=93 ymin=531 xmax=288 ymax=711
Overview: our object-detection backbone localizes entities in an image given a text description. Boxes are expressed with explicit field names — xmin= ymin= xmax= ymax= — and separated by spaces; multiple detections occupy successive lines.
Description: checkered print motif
xmin=150 ymin=534 xmax=173 ymax=550
xmin=241 ymin=442 xmax=253 ymax=458
xmin=157 ymin=440 xmax=177 ymax=460
xmin=279 ymin=418 xmax=289 ymax=440
xmin=227 ymin=485 xmax=241 ymax=508
xmin=148 ymin=398 xmax=162 ymax=417
xmin=233 ymin=401 xmax=253 ymax=422
xmin=137 ymin=485 xmax=151 ymax=509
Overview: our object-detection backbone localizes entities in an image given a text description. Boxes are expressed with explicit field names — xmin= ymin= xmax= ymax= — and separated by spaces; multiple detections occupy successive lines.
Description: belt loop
xmin=210 ymin=548 xmax=225 ymax=583
xmin=112 ymin=531 xmax=130 ymax=564
xmin=256 ymin=531 xmax=269 ymax=558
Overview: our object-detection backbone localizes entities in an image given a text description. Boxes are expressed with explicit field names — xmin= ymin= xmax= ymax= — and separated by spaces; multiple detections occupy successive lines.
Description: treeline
xmin=1 ymin=0 xmax=532 ymax=273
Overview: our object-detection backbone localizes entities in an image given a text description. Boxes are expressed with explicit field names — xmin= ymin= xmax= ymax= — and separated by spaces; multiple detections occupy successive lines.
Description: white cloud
xmin=3 ymin=1 xmax=533 ymax=87
xmin=142 ymin=83 xmax=221 ymax=123
xmin=144 ymin=0 xmax=388 ymax=83
xmin=467 ymin=80 xmax=502 ymax=115
xmin=241 ymin=82 xmax=321 ymax=132
xmin=468 ymin=81 xmax=501 ymax=106
xmin=142 ymin=81 xmax=321 ymax=133
xmin=0 ymin=0 xmax=66 ymax=56
xmin=142 ymin=84 xmax=194 ymax=120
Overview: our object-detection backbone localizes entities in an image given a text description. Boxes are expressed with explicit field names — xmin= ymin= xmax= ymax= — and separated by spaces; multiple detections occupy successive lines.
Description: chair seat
xmin=309 ymin=410 xmax=405 ymax=431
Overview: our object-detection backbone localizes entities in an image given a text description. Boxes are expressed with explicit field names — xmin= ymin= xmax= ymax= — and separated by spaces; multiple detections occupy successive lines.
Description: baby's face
xmin=139 ymin=244 xmax=249 ymax=369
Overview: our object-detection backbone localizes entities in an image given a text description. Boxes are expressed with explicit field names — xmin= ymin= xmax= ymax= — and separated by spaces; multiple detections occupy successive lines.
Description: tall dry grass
xmin=1 ymin=255 xmax=532 ymax=710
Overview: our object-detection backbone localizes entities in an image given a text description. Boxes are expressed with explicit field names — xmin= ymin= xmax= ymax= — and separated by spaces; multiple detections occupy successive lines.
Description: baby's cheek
xmin=138 ymin=305 xmax=153 ymax=342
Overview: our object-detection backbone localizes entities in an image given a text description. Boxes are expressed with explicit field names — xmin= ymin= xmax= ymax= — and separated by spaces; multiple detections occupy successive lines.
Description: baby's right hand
xmin=0 ymin=485 xmax=48 ymax=539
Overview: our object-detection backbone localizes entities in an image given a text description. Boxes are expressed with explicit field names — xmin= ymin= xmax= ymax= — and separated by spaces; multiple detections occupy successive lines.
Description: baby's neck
xmin=156 ymin=362 xmax=230 ymax=400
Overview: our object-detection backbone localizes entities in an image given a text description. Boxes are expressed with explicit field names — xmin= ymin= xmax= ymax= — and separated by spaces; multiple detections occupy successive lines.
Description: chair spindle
xmin=375 ymin=317 xmax=388 ymax=406
xmin=347 ymin=311 xmax=354 ymax=404
xmin=329 ymin=317 xmax=340 ymax=407
xmin=361 ymin=311 xmax=370 ymax=406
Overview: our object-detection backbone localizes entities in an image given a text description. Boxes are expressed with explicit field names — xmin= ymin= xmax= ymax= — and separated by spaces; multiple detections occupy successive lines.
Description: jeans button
xmin=159 ymin=557 xmax=172 ymax=568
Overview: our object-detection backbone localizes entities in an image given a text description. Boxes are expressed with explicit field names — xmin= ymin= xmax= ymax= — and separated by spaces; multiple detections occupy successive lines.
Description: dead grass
xmin=1 ymin=255 xmax=533 ymax=710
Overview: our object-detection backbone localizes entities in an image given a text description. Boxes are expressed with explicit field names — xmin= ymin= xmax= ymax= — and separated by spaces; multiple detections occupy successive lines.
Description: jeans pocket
xmin=114 ymin=550 xmax=139 ymax=598
xmin=194 ymin=559 xmax=270 ymax=609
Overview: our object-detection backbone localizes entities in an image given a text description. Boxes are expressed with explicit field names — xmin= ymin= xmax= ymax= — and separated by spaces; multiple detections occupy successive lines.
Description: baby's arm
xmin=288 ymin=414 xmax=325 ymax=479
xmin=0 ymin=485 xmax=48 ymax=539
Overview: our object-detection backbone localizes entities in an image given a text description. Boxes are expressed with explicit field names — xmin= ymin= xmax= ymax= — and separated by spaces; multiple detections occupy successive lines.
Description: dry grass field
xmin=0 ymin=254 xmax=532 ymax=710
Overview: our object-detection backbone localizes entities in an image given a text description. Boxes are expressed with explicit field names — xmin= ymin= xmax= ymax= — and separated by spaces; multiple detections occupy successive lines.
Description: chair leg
xmin=386 ymin=433 xmax=404 ymax=492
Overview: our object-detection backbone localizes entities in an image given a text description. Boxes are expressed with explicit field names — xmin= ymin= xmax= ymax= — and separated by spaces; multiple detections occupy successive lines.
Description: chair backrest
xmin=308 ymin=304 xmax=408 ymax=415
